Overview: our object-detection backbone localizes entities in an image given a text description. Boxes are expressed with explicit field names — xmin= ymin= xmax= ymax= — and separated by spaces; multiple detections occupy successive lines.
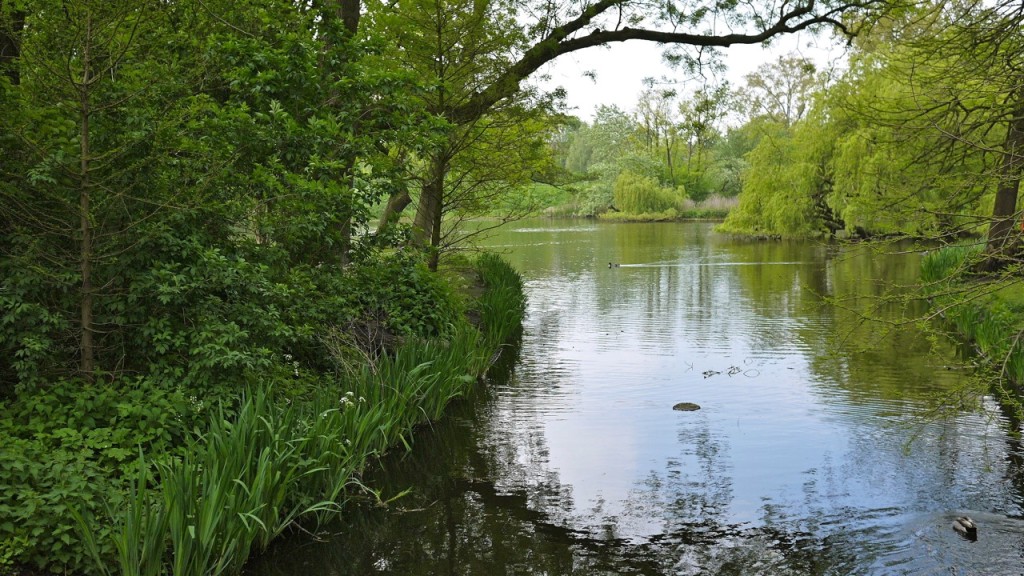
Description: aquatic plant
xmin=921 ymin=244 xmax=1024 ymax=414
xmin=920 ymin=243 xmax=983 ymax=283
xmin=475 ymin=253 xmax=527 ymax=351
xmin=70 ymin=253 xmax=525 ymax=576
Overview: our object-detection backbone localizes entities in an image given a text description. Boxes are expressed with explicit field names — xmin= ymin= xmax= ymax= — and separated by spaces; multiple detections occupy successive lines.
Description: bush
xmin=0 ymin=252 xmax=527 ymax=576
xmin=0 ymin=378 xmax=198 ymax=573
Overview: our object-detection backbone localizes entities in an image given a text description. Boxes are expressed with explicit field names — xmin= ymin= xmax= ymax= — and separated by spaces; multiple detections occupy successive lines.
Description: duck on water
xmin=953 ymin=516 xmax=977 ymax=541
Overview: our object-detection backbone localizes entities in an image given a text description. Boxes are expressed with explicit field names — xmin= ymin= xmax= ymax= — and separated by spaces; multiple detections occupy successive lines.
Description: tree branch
xmin=450 ymin=0 xmax=883 ymax=124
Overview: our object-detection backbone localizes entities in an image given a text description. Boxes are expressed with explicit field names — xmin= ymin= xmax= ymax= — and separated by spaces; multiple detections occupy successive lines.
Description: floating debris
xmin=702 ymin=370 xmax=720 ymax=378
xmin=727 ymin=365 xmax=741 ymax=376
xmin=673 ymin=402 xmax=701 ymax=411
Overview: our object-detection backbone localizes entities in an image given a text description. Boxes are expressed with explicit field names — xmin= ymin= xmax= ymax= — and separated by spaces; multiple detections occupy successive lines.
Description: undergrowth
xmin=0 ymin=253 xmax=526 ymax=576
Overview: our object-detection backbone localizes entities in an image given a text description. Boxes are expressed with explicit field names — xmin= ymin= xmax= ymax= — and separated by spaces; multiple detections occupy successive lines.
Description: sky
xmin=535 ymin=31 xmax=848 ymax=121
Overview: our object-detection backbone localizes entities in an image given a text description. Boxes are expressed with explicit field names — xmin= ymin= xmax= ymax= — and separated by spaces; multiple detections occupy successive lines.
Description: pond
xmin=249 ymin=220 xmax=1024 ymax=575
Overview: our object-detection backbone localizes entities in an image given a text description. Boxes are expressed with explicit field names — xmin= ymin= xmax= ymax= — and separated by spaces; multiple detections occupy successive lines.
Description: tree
xmin=0 ymin=0 xmax=427 ymax=387
xmin=635 ymin=86 xmax=682 ymax=186
xmin=827 ymin=0 xmax=1024 ymax=250
xmin=676 ymin=84 xmax=729 ymax=200
xmin=737 ymin=54 xmax=823 ymax=127
xmin=0 ymin=0 xmax=179 ymax=380
xmin=367 ymin=0 xmax=551 ymax=268
xmin=369 ymin=0 xmax=897 ymax=266
xmin=0 ymin=1 xmax=24 ymax=85
xmin=723 ymin=1 xmax=1024 ymax=244
xmin=931 ymin=1 xmax=1024 ymax=270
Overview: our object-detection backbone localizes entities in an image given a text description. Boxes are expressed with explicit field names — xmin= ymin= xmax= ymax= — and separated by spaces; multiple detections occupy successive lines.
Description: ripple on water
xmin=248 ymin=222 xmax=1024 ymax=576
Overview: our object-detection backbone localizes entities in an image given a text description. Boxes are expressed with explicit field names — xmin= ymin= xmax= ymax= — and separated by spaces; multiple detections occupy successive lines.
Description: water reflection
xmin=249 ymin=221 xmax=1024 ymax=576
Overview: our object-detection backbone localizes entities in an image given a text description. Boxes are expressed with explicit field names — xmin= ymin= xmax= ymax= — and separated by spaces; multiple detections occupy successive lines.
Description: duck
xmin=608 ymin=262 xmax=620 ymax=268
xmin=952 ymin=516 xmax=977 ymax=540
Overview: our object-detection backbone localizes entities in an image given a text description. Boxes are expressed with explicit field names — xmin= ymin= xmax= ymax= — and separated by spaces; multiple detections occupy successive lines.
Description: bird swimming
xmin=952 ymin=516 xmax=977 ymax=540
xmin=608 ymin=262 xmax=620 ymax=268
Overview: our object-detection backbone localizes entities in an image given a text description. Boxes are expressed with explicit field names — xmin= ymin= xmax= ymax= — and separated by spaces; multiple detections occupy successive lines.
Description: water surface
xmin=250 ymin=221 xmax=1024 ymax=575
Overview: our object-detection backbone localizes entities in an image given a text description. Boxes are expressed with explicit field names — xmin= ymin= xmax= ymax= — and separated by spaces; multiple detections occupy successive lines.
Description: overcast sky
xmin=535 ymin=31 xmax=847 ymax=121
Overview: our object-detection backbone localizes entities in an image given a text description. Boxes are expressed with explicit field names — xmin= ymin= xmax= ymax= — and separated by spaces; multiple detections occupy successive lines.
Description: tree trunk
xmin=375 ymin=187 xmax=412 ymax=237
xmin=412 ymin=154 xmax=447 ymax=270
xmin=320 ymin=0 xmax=362 ymax=266
xmin=78 ymin=16 xmax=95 ymax=380
xmin=339 ymin=0 xmax=360 ymax=35
xmin=979 ymin=98 xmax=1024 ymax=272
xmin=665 ymin=141 xmax=675 ymax=187
xmin=429 ymin=179 xmax=443 ymax=271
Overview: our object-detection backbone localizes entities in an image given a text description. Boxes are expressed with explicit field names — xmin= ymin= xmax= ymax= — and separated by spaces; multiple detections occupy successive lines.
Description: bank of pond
xmin=4 ymin=227 xmax=1023 ymax=576
xmin=922 ymin=244 xmax=1024 ymax=416
xmin=250 ymin=220 xmax=1024 ymax=575
xmin=0 ymin=254 xmax=525 ymax=576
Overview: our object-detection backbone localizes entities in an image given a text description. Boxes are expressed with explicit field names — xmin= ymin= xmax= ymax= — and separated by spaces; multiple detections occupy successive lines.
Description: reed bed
xmin=920 ymin=243 xmax=983 ymax=283
xmin=73 ymin=254 xmax=526 ymax=576
xmin=475 ymin=252 xmax=527 ymax=349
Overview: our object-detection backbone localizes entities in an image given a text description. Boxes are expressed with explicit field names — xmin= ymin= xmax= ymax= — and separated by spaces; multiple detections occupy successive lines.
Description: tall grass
xmin=921 ymin=243 xmax=1024 ymax=407
xmin=73 ymin=254 xmax=526 ymax=576
xmin=475 ymin=253 xmax=526 ymax=350
xmin=920 ymin=243 xmax=983 ymax=283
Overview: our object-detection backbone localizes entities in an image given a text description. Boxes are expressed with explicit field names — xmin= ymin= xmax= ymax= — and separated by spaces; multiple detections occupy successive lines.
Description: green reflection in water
xmin=249 ymin=221 xmax=1024 ymax=576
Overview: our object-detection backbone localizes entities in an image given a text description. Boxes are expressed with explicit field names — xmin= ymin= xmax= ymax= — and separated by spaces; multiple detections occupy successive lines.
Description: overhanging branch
xmin=450 ymin=0 xmax=883 ymax=124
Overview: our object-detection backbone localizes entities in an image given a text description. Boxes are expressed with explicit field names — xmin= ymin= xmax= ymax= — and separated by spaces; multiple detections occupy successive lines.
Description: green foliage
xmin=0 ymin=247 xmax=524 ymax=575
xmin=722 ymin=5 xmax=1020 ymax=241
xmin=547 ymin=89 xmax=745 ymax=217
xmin=475 ymin=253 xmax=526 ymax=348
xmin=62 ymin=254 xmax=523 ymax=576
xmin=0 ymin=5 xmax=465 ymax=572
xmin=341 ymin=252 xmax=464 ymax=340
xmin=719 ymin=117 xmax=828 ymax=238
xmin=612 ymin=171 xmax=683 ymax=214
xmin=0 ymin=0 xmax=433 ymax=394
xmin=921 ymin=245 xmax=1024 ymax=413
xmin=0 ymin=378 xmax=198 ymax=573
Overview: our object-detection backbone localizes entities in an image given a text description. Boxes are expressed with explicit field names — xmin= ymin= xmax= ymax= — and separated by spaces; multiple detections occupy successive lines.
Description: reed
xmin=598 ymin=208 xmax=679 ymax=222
xmin=73 ymin=254 xmax=526 ymax=576
xmin=920 ymin=243 xmax=982 ymax=283
xmin=70 ymin=457 xmax=168 ymax=576
xmin=475 ymin=253 xmax=526 ymax=350
xmin=921 ymin=243 xmax=1024 ymax=398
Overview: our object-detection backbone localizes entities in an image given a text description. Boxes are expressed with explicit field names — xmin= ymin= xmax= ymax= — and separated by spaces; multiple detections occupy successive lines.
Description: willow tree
xmin=826 ymin=0 xmax=1024 ymax=250
xmin=719 ymin=108 xmax=837 ymax=237
xmin=366 ymin=0 xmax=897 ymax=267
xmin=723 ymin=1 xmax=1024 ymax=242
xmin=925 ymin=1 xmax=1024 ymax=270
